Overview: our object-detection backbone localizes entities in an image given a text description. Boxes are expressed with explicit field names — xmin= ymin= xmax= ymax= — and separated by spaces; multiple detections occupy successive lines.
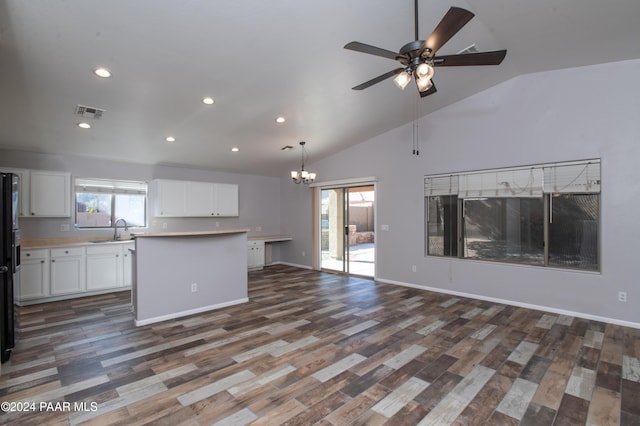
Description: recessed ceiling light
xmin=165 ymin=136 xmax=176 ymax=143
xmin=77 ymin=122 xmax=91 ymax=129
xmin=231 ymin=147 xmax=239 ymax=152
xmin=93 ymin=67 xmax=112 ymax=78
xmin=202 ymin=97 xmax=214 ymax=105
xmin=275 ymin=116 xmax=286 ymax=124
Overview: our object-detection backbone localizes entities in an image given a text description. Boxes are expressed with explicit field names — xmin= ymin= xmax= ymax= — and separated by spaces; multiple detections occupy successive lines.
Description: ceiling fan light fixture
xmin=416 ymin=75 xmax=433 ymax=92
xmin=415 ymin=63 xmax=434 ymax=80
xmin=393 ymin=71 xmax=412 ymax=90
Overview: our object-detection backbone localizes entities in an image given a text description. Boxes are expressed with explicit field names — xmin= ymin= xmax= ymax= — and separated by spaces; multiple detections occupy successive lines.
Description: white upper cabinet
xmin=152 ymin=179 xmax=238 ymax=217
xmin=152 ymin=179 xmax=188 ymax=217
xmin=187 ymin=181 xmax=215 ymax=216
xmin=214 ymin=183 xmax=239 ymax=217
xmin=29 ymin=171 xmax=71 ymax=217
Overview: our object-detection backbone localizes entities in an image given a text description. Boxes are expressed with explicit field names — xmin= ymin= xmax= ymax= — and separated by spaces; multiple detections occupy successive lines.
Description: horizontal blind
xmin=543 ymin=161 xmax=600 ymax=193
xmin=425 ymin=159 xmax=598 ymax=198
xmin=459 ymin=168 xmax=543 ymax=198
xmin=75 ymin=178 xmax=147 ymax=195
xmin=424 ymin=175 xmax=459 ymax=196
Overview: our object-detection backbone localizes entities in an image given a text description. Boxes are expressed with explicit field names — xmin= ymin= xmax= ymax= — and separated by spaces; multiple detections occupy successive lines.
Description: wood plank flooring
xmin=1 ymin=264 xmax=639 ymax=425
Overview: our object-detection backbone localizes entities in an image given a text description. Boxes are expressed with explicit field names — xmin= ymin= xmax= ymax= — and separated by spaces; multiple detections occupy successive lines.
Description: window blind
xmin=75 ymin=178 xmax=147 ymax=195
xmin=543 ymin=161 xmax=600 ymax=194
xmin=424 ymin=175 xmax=459 ymax=196
xmin=425 ymin=159 xmax=600 ymax=198
xmin=459 ymin=168 xmax=543 ymax=198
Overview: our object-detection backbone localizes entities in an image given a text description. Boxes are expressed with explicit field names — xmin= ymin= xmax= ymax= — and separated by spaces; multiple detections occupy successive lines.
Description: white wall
xmin=281 ymin=58 xmax=640 ymax=326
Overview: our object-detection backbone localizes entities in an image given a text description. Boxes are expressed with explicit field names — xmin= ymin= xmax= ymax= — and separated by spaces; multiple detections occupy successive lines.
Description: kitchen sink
xmin=88 ymin=239 xmax=134 ymax=244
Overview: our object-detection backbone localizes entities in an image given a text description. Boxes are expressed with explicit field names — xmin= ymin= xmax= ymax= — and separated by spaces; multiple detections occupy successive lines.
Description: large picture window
xmin=424 ymin=160 xmax=600 ymax=271
xmin=75 ymin=178 xmax=147 ymax=229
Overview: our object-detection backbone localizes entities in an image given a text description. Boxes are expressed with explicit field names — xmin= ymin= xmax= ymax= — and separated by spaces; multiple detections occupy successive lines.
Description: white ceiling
xmin=1 ymin=0 xmax=639 ymax=176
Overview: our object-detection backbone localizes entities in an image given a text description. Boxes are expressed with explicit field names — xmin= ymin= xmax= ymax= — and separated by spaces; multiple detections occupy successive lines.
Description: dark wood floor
xmin=1 ymin=265 xmax=639 ymax=425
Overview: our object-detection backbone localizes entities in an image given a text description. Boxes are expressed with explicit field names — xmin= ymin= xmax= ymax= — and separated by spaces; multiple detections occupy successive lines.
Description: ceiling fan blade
xmin=352 ymin=68 xmax=404 ymax=90
xmin=433 ymin=50 xmax=507 ymax=67
xmin=344 ymin=41 xmax=403 ymax=61
xmin=422 ymin=7 xmax=475 ymax=56
xmin=418 ymin=81 xmax=437 ymax=98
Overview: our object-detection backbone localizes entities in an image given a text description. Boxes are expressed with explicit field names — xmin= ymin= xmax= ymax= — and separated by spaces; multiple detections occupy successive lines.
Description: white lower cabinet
xmin=50 ymin=247 xmax=85 ymax=295
xmin=18 ymin=242 xmax=134 ymax=305
xmin=247 ymin=240 xmax=265 ymax=270
xmin=86 ymin=245 xmax=123 ymax=290
xmin=19 ymin=249 xmax=50 ymax=300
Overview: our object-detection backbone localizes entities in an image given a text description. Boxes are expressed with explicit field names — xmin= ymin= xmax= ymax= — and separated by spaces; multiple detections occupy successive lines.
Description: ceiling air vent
xmin=457 ymin=44 xmax=479 ymax=55
xmin=75 ymin=104 xmax=105 ymax=119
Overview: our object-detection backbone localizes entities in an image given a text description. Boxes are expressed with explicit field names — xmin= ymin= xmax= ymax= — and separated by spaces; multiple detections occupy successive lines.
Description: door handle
xmin=0 ymin=265 xmax=8 ymax=273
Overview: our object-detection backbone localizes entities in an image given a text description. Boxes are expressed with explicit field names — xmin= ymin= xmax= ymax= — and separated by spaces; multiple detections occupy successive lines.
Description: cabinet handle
xmin=40 ymin=260 xmax=45 ymax=264
xmin=65 ymin=250 xmax=69 ymax=254
xmin=26 ymin=253 xmax=31 ymax=257
xmin=51 ymin=259 xmax=55 ymax=263
xmin=116 ymin=254 xmax=119 ymax=257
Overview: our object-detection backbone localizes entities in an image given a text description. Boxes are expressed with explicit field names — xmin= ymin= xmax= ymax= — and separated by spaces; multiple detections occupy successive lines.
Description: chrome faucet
xmin=113 ymin=217 xmax=128 ymax=240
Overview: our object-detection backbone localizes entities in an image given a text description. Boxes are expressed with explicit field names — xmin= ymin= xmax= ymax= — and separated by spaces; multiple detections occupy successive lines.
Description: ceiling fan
xmin=344 ymin=1 xmax=507 ymax=97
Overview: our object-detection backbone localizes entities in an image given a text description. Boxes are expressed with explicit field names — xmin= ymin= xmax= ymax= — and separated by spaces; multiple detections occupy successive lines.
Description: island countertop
xmin=133 ymin=228 xmax=250 ymax=238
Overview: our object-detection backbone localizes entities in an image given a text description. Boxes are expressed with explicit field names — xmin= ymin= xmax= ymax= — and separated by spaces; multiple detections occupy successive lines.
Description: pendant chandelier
xmin=290 ymin=141 xmax=317 ymax=184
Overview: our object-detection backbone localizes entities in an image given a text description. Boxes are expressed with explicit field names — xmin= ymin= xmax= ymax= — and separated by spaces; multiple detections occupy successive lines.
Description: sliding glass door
xmin=320 ymin=185 xmax=375 ymax=277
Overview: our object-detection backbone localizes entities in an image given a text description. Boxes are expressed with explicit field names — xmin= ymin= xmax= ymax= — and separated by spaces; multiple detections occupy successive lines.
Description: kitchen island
xmin=132 ymin=229 xmax=249 ymax=326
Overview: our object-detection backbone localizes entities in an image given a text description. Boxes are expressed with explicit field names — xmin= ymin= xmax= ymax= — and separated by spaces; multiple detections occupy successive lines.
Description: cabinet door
xmin=122 ymin=243 xmax=134 ymax=287
xmin=86 ymin=249 xmax=122 ymax=290
xmin=29 ymin=171 xmax=71 ymax=217
xmin=153 ymin=179 xmax=188 ymax=217
xmin=20 ymin=250 xmax=50 ymax=300
xmin=214 ymin=184 xmax=239 ymax=216
xmin=50 ymin=248 xmax=85 ymax=295
xmin=187 ymin=181 xmax=215 ymax=216
xmin=247 ymin=241 xmax=265 ymax=270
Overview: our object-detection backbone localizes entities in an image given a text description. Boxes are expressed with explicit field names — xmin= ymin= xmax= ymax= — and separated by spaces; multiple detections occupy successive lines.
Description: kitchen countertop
xmin=248 ymin=234 xmax=292 ymax=242
xmin=133 ymin=228 xmax=250 ymax=238
xmin=21 ymin=238 xmax=136 ymax=249
xmin=21 ymin=230 xmax=291 ymax=249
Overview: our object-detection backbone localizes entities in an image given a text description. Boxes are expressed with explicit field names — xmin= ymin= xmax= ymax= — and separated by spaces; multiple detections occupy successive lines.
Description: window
xmin=424 ymin=160 xmax=600 ymax=271
xmin=75 ymin=178 xmax=147 ymax=228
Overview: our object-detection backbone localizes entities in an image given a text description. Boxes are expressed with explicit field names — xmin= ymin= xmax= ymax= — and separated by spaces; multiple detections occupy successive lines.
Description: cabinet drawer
xmin=86 ymin=245 xmax=122 ymax=255
xmin=51 ymin=247 xmax=84 ymax=257
xmin=247 ymin=240 xmax=265 ymax=248
xmin=22 ymin=249 xmax=49 ymax=261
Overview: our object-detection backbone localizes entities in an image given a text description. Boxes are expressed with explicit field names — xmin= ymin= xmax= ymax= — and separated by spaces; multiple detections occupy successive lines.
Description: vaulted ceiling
xmin=1 ymin=0 xmax=639 ymax=176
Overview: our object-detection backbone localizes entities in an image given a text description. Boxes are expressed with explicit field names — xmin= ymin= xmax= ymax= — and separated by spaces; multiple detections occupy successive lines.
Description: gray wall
xmin=280 ymin=58 xmax=640 ymax=326
xmin=0 ymin=151 xmax=284 ymax=260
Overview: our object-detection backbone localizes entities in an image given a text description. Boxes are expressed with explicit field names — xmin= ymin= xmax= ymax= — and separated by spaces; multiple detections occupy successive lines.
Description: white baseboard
xmin=134 ymin=298 xmax=249 ymax=327
xmin=269 ymin=261 xmax=313 ymax=270
xmin=376 ymin=277 xmax=640 ymax=330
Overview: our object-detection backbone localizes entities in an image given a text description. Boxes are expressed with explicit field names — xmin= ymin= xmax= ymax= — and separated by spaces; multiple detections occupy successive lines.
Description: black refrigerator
xmin=1 ymin=172 xmax=19 ymax=363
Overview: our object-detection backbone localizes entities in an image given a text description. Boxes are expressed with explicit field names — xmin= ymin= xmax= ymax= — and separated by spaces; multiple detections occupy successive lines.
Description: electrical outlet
xmin=618 ymin=291 xmax=627 ymax=302
xmin=412 ymin=265 xmax=417 ymax=272
xmin=215 ymin=221 xmax=220 ymax=228
xmin=60 ymin=224 xmax=70 ymax=232
xmin=191 ymin=283 xmax=197 ymax=293
xmin=302 ymin=251 xmax=306 ymax=257
xmin=162 ymin=222 xmax=168 ymax=229
xmin=256 ymin=226 xmax=262 ymax=232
